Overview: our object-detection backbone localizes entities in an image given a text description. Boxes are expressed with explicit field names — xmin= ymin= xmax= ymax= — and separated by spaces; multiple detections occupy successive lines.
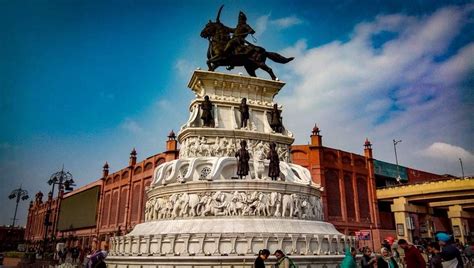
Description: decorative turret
xmin=102 ymin=162 xmax=109 ymax=178
xmin=129 ymin=148 xmax=137 ymax=166
xmin=364 ymin=138 xmax=373 ymax=159
xmin=165 ymin=130 xmax=179 ymax=161
xmin=310 ymin=124 xmax=322 ymax=146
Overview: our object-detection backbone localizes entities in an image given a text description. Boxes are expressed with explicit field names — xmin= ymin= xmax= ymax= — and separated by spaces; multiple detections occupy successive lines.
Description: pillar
xmin=391 ymin=197 xmax=412 ymax=242
xmin=448 ymin=205 xmax=466 ymax=243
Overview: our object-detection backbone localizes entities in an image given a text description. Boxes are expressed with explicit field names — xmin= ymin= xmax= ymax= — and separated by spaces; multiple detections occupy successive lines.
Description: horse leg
xmin=207 ymin=60 xmax=213 ymax=71
xmin=244 ymin=65 xmax=257 ymax=77
xmin=257 ymin=62 xmax=277 ymax=80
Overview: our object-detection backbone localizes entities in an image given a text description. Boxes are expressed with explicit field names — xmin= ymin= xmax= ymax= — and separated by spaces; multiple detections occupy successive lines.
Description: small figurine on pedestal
xmin=239 ymin=98 xmax=250 ymax=128
xmin=200 ymin=95 xmax=214 ymax=127
xmin=270 ymin=104 xmax=283 ymax=133
xmin=267 ymin=142 xmax=280 ymax=181
xmin=235 ymin=140 xmax=250 ymax=179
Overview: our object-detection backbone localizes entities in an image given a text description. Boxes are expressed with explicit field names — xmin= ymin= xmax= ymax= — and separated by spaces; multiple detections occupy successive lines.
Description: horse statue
xmin=200 ymin=6 xmax=294 ymax=80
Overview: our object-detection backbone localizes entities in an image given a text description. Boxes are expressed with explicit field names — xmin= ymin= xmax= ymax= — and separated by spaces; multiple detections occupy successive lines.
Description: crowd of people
xmin=23 ymin=242 xmax=109 ymax=268
xmin=341 ymin=232 xmax=473 ymax=268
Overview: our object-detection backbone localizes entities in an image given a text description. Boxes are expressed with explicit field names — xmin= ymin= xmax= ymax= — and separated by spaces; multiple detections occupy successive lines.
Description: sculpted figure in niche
xmin=253 ymin=142 xmax=265 ymax=179
xmin=235 ymin=140 xmax=250 ymax=179
xmin=200 ymin=95 xmax=214 ymax=127
xmin=267 ymin=142 xmax=280 ymax=180
xmin=269 ymin=103 xmax=283 ymax=133
xmin=239 ymin=98 xmax=250 ymax=128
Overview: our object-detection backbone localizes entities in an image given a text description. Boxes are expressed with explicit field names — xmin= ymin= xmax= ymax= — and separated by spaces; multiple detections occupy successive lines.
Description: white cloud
xmin=120 ymin=118 xmax=144 ymax=134
xmin=421 ymin=142 xmax=474 ymax=161
xmin=278 ymin=5 xmax=474 ymax=176
xmin=271 ymin=15 xmax=303 ymax=29
xmin=254 ymin=14 xmax=270 ymax=38
xmin=254 ymin=14 xmax=303 ymax=38
xmin=175 ymin=59 xmax=196 ymax=78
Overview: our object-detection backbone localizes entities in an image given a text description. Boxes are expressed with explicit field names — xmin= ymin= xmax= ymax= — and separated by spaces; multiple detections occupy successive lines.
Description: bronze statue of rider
xmin=224 ymin=11 xmax=256 ymax=70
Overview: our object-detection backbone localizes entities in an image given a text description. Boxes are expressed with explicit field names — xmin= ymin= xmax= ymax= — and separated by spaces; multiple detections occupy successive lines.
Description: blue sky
xmin=1 ymin=0 xmax=473 ymax=226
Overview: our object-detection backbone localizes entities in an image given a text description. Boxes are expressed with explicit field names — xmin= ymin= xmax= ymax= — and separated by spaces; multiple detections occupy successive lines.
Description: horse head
xmin=200 ymin=20 xmax=217 ymax=39
xmin=200 ymin=5 xmax=227 ymax=39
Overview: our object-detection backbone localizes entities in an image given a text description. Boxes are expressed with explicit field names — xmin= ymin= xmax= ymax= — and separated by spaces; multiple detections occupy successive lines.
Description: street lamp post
xmin=459 ymin=158 xmax=465 ymax=179
xmin=42 ymin=167 xmax=75 ymax=254
xmin=393 ymin=139 xmax=402 ymax=183
xmin=8 ymin=186 xmax=29 ymax=227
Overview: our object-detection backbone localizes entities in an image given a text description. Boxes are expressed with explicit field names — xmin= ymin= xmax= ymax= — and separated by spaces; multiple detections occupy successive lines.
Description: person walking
xmin=254 ymin=249 xmax=270 ymax=268
xmin=340 ymin=247 xmax=357 ymax=268
xmin=377 ymin=247 xmax=399 ymax=268
xmin=398 ymin=239 xmax=426 ymax=268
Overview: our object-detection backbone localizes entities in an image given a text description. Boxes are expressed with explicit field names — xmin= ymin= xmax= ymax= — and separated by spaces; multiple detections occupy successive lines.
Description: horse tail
xmin=266 ymin=51 xmax=294 ymax=64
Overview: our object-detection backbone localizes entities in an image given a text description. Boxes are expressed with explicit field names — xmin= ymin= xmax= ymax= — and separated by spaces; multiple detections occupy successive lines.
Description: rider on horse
xmin=224 ymin=11 xmax=256 ymax=70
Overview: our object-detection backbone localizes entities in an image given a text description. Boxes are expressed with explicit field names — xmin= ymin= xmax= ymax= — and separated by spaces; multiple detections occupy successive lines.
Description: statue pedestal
xmin=106 ymin=71 xmax=353 ymax=268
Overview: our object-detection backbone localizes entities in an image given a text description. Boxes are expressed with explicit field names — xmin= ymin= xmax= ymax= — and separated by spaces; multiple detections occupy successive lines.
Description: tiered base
xmin=106 ymin=255 xmax=344 ymax=268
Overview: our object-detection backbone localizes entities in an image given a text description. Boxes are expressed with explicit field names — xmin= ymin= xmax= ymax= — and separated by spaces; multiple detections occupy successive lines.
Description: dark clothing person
xmin=361 ymin=255 xmax=376 ymax=268
xmin=377 ymin=256 xmax=399 ymax=268
xmin=429 ymin=252 xmax=443 ymax=268
xmin=254 ymin=256 xmax=265 ymax=268
xmin=441 ymin=244 xmax=463 ymax=268
xmin=403 ymin=245 xmax=426 ymax=268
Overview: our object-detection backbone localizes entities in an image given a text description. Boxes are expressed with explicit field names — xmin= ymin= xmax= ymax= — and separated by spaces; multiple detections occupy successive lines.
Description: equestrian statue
xmin=200 ymin=5 xmax=294 ymax=80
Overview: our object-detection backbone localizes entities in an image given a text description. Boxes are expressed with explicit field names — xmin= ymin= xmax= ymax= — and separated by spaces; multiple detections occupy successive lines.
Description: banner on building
xmin=374 ymin=159 xmax=408 ymax=182
xmin=355 ymin=230 xmax=371 ymax=240
xmin=57 ymin=186 xmax=100 ymax=231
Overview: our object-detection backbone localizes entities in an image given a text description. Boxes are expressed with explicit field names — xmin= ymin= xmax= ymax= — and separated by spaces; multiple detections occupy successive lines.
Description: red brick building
xmin=290 ymin=125 xmax=446 ymax=249
xmin=24 ymin=132 xmax=178 ymax=248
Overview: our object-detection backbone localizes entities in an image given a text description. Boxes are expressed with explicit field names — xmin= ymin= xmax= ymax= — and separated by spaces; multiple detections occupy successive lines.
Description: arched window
xmin=155 ymin=158 xmax=165 ymax=167
xmin=110 ymin=191 xmax=119 ymax=225
xmin=101 ymin=193 xmax=111 ymax=227
xmin=131 ymin=184 xmax=141 ymax=222
xmin=344 ymin=174 xmax=356 ymax=219
xmin=325 ymin=170 xmax=341 ymax=217
xmin=357 ymin=177 xmax=370 ymax=219
xmin=134 ymin=166 xmax=142 ymax=175
xmin=144 ymin=162 xmax=153 ymax=171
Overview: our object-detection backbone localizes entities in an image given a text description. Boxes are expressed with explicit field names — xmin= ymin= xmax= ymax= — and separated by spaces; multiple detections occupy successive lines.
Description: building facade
xmin=289 ymin=125 xmax=461 ymax=249
xmin=24 ymin=132 xmax=179 ymax=248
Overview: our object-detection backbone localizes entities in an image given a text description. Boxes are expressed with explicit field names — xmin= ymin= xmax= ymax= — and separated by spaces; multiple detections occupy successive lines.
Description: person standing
xmin=377 ymin=247 xmax=399 ymax=268
xmin=274 ymin=250 xmax=296 ymax=268
xmin=427 ymin=242 xmax=443 ymax=268
xmin=254 ymin=249 xmax=270 ymax=268
xmin=341 ymin=247 xmax=357 ymax=268
xmin=436 ymin=233 xmax=463 ymax=268
xmin=398 ymin=239 xmax=426 ymax=268
xmin=360 ymin=247 xmax=376 ymax=268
